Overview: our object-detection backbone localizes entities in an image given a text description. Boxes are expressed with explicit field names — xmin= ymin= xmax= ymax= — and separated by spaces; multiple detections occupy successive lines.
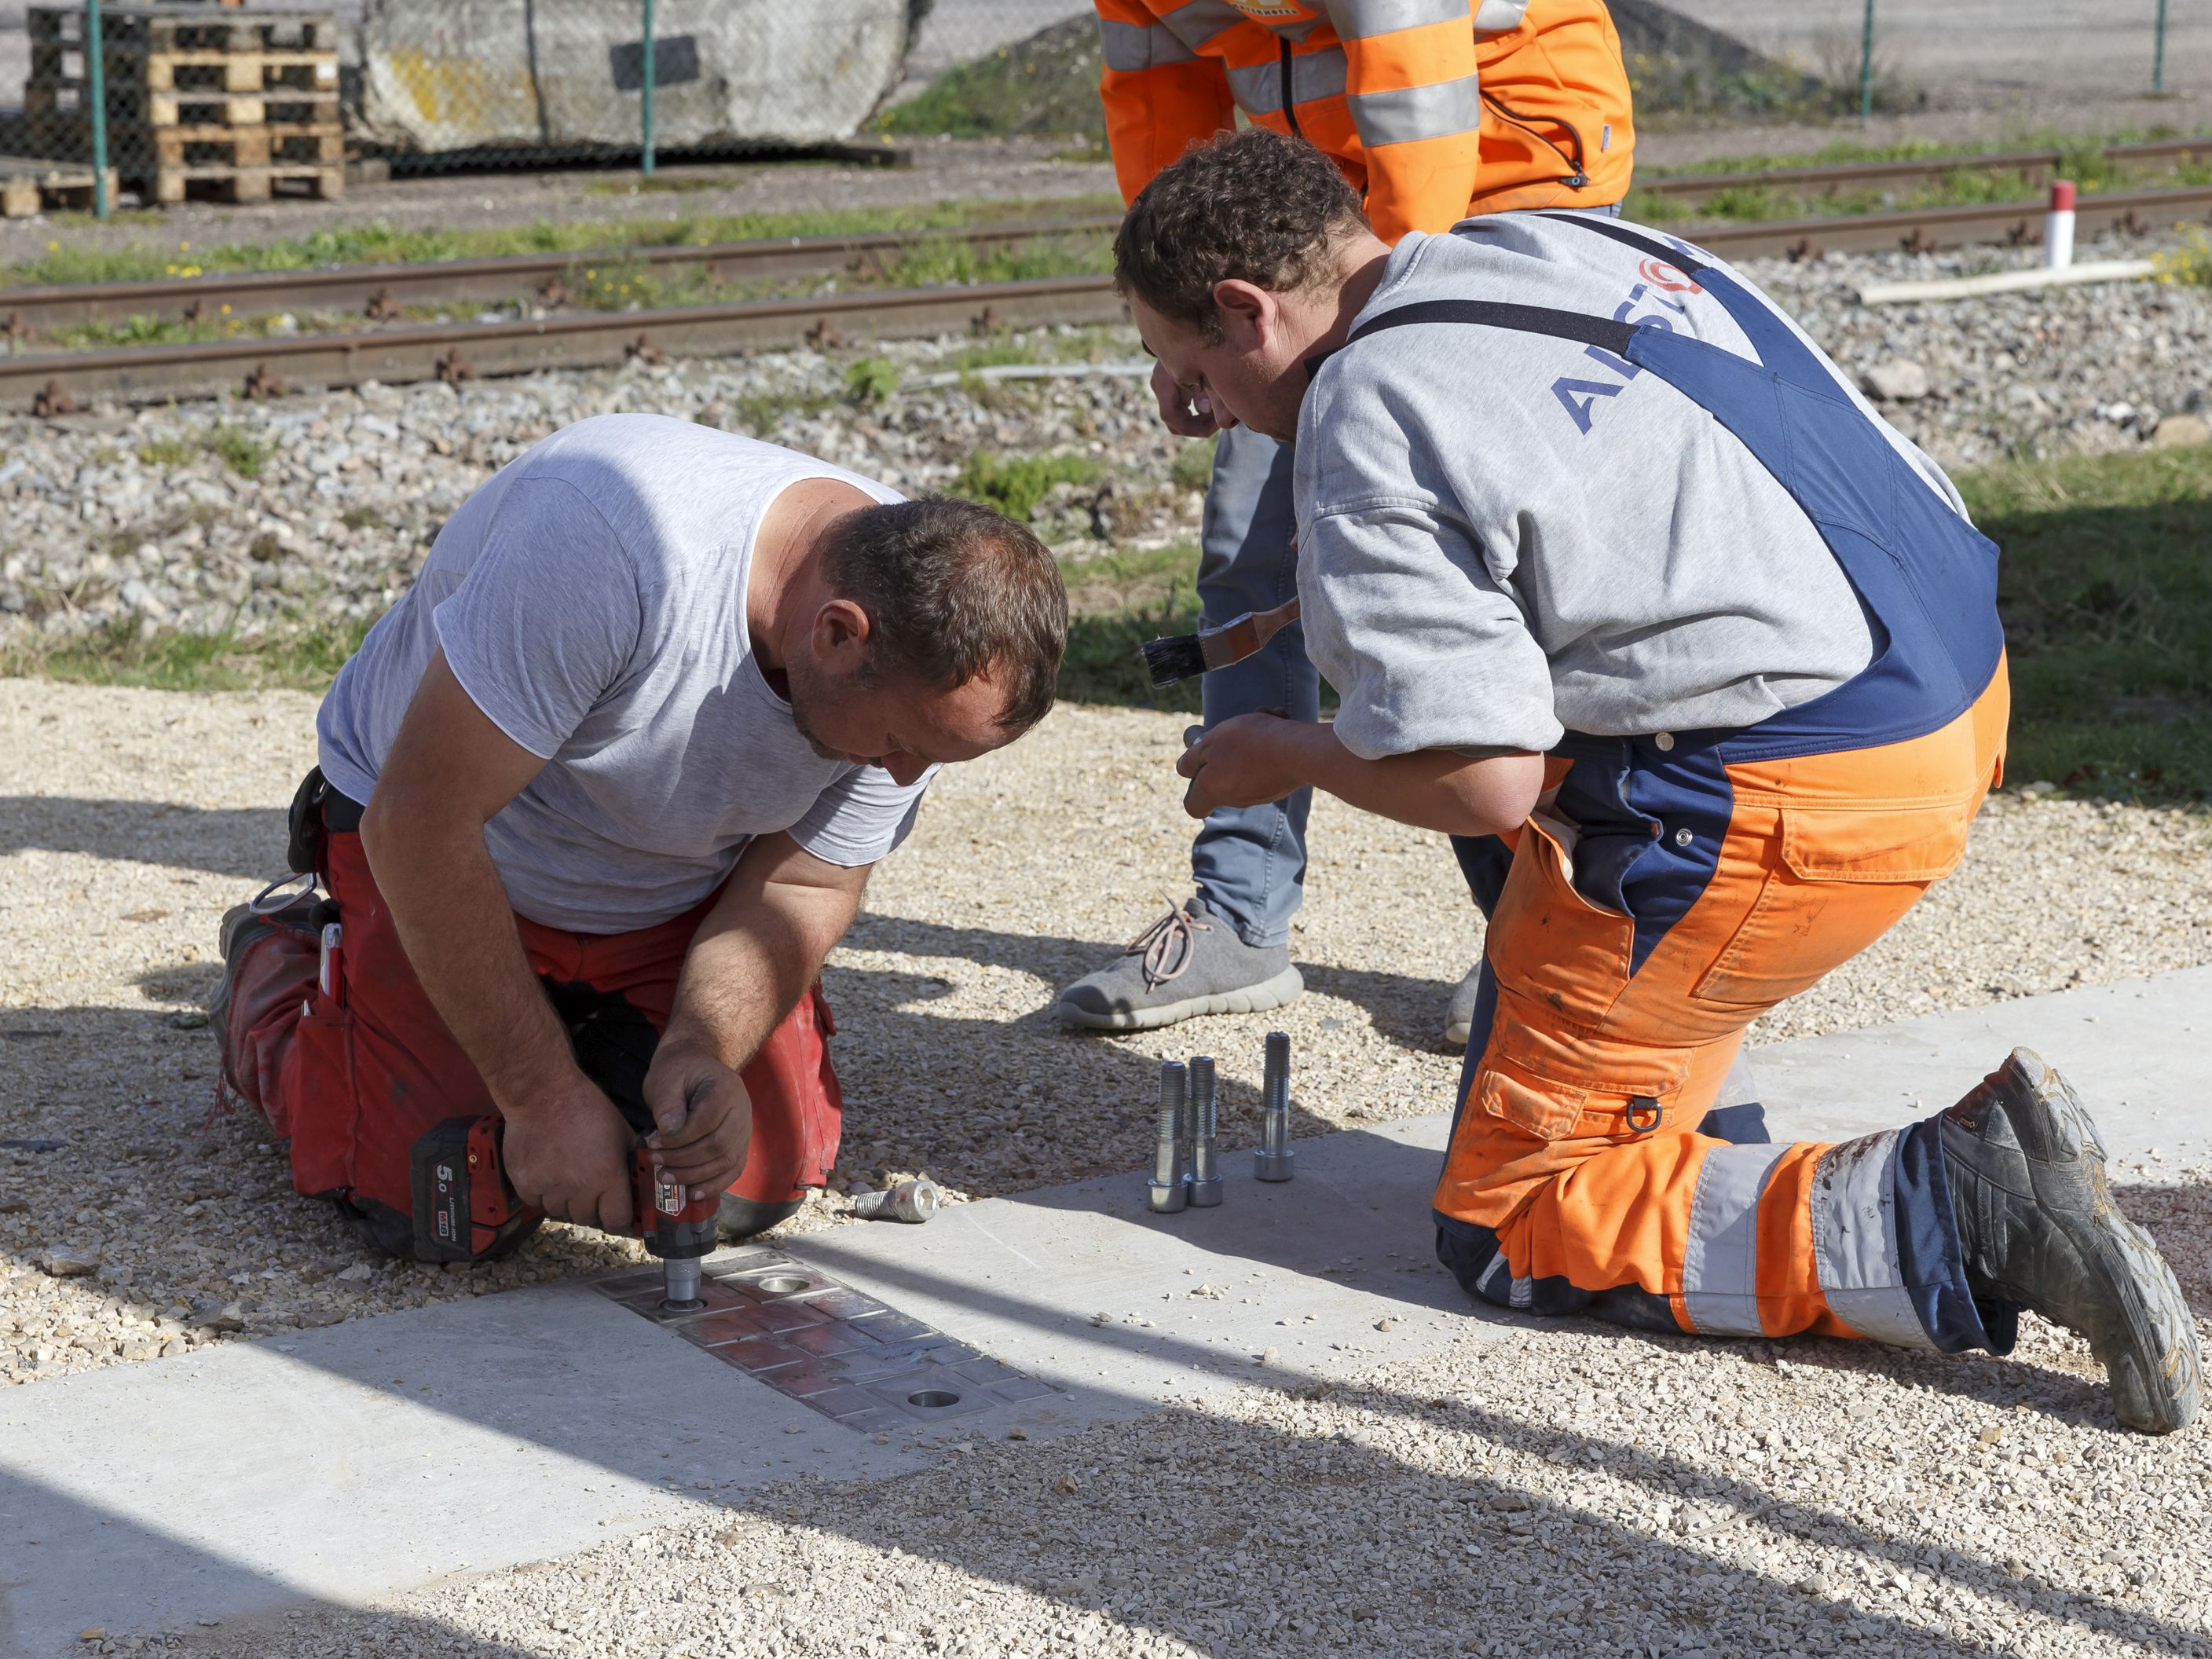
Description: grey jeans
xmin=1188 ymin=423 xmax=1317 ymax=948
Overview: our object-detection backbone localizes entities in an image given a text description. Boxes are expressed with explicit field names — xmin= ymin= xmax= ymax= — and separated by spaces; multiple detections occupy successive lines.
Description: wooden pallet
xmin=25 ymin=82 xmax=339 ymax=126
xmin=152 ymin=162 xmax=341 ymax=205
xmin=24 ymin=5 xmax=342 ymax=208
xmin=139 ymin=121 xmax=341 ymax=168
xmin=0 ymin=156 xmax=117 ymax=218
xmin=26 ymin=5 xmax=342 ymax=56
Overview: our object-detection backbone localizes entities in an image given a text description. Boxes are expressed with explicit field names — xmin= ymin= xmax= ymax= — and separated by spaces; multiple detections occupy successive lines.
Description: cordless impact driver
xmin=409 ymin=1115 xmax=718 ymax=1308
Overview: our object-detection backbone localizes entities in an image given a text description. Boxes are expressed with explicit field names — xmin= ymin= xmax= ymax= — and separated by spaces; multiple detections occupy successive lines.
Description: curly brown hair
xmin=1112 ymin=127 xmax=1370 ymax=343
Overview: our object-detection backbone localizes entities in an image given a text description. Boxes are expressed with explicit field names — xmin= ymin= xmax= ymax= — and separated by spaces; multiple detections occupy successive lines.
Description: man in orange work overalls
xmin=1059 ymin=0 xmax=1638 ymax=1040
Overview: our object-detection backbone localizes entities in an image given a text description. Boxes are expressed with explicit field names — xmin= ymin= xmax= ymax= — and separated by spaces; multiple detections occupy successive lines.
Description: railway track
xmin=1636 ymin=134 xmax=2212 ymax=207
xmin=4 ymin=181 xmax=2209 ymax=413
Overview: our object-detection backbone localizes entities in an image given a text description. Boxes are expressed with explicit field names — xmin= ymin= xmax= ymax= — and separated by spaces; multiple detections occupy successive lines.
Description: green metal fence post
xmin=640 ymin=0 xmax=657 ymax=178
xmin=1859 ymin=0 xmax=1877 ymax=123
xmin=2155 ymin=0 xmax=2170 ymax=94
xmin=86 ymin=0 xmax=109 ymax=218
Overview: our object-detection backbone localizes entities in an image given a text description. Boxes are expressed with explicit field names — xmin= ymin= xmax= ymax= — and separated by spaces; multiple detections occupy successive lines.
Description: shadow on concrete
xmin=0 ymin=797 xmax=287 ymax=884
xmin=9 ymin=1249 xmax=2200 ymax=1659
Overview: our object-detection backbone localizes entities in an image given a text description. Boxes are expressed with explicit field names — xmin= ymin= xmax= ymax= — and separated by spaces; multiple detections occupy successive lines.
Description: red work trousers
xmin=225 ymin=821 xmax=843 ymax=1259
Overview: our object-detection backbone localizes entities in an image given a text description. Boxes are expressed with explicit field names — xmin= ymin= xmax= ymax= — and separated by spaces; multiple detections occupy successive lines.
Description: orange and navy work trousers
xmin=221 ymin=787 xmax=843 ymax=1261
xmin=1435 ymin=672 xmax=2012 ymax=1353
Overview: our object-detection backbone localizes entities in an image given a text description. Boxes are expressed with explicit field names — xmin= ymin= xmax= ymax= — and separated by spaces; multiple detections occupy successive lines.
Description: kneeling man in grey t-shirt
xmin=218 ymin=413 xmax=1067 ymax=1261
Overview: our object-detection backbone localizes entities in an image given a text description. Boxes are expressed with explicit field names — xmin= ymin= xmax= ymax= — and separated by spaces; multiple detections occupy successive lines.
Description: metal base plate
xmin=593 ymin=1247 xmax=1057 ymax=1434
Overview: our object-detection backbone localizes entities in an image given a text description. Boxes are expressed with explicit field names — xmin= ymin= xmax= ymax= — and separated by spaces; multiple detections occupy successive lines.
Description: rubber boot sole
xmin=2000 ymin=1049 xmax=2201 ymax=1434
xmin=1055 ymin=965 xmax=1305 ymax=1032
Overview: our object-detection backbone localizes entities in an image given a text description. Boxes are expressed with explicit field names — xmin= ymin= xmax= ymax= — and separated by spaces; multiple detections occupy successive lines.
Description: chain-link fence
xmin=0 ymin=2 xmax=2207 ymax=220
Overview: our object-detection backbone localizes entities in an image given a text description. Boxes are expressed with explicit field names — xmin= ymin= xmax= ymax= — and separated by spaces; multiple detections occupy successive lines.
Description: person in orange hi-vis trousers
xmin=1058 ymin=1 xmax=1638 ymax=1041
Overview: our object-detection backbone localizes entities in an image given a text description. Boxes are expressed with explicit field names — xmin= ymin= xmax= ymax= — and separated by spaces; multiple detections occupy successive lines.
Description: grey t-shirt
xmin=317 ymin=415 xmax=934 ymax=933
xmin=1295 ymin=214 xmax=1971 ymax=759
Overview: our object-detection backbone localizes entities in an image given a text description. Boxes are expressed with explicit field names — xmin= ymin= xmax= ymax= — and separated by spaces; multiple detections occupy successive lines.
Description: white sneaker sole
xmin=1056 ymin=966 xmax=1305 ymax=1032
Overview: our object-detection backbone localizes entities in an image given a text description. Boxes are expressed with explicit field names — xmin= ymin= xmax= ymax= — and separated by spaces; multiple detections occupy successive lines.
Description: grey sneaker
xmin=1444 ymin=962 xmax=1484 ymax=1049
xmin=1940 ymin=1048 xmax=2202 ymax=1434
xmin=1057 ymin=895 xmax=1302 ymax=1031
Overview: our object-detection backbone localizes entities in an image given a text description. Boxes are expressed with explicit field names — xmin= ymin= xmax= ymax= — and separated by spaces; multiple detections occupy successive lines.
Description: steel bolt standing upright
xmin=1188 ymin=1054 xmax=1222 ymax=1207
xmin=1148 ymin=1061 xmax=1190 ymax=1214
xmin=1255 ymin=1031 xmax=1295 ymax=1181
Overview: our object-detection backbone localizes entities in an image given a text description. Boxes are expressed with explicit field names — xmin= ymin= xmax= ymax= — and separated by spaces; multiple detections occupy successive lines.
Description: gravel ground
xmin=1 ymin=681 xmax=2207 ymax=1397
xmin=2 ymin=228 xmax=2205 ymax=650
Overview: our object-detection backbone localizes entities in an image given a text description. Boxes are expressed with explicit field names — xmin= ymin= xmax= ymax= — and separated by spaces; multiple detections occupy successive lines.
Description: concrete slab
xmin=0 ymin=1281 xmax=919 ymax=1658
xmin=789 ymin=1112 xmax=1500 ymax=1437
xmin=1750 ymin=965 xmax=2211 ymax=1165
xmin=2 ymin=966 xmax=2200 ymax=1655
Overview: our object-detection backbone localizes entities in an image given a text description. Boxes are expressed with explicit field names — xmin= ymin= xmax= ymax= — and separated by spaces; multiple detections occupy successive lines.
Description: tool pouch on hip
xmin=285 ymin=766 xmax=331 ymax=879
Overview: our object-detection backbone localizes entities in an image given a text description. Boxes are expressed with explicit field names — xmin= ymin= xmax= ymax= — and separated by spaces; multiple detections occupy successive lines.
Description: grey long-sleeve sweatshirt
xmin=1291 ymin=212 xmax=1972 ymax=760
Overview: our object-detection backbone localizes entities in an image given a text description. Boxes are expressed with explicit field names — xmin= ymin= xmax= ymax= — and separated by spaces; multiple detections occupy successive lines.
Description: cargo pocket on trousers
xmin=1694 ymin=802 xmax=1972 ymax=1009
xmin=1474 ymin=1056 xmax=1591 ymax=1143
xmin=280 ymin=1005 xmax=361 ymax=1200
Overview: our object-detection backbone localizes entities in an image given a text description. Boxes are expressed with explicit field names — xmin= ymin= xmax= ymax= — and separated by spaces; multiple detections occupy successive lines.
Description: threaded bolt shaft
xmin=1148 ymin=1061 xmax=1189 ymax=1212
xmin=1188 ymin=1055 xmax=1221 ymax=1205
xmin=1256 ymin=1031 xmax=1294 ymax=1181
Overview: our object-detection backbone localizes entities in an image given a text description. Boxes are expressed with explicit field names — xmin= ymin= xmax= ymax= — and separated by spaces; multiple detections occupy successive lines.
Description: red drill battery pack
xmin=408 ymin=1115 xmax=537 ymax=1262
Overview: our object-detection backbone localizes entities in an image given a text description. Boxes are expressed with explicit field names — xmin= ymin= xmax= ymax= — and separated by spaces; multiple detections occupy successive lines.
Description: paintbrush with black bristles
xmin=1141 ymin=597 xmax=1302 ymax=689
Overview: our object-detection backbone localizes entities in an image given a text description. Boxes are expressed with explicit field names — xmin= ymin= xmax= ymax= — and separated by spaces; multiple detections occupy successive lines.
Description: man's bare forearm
xmin=358 ymin=806 xmax=579 ymax=1115
xmin=662 ymin=836 xmax=866 ymax=1068
xmin=1283 ymin=723 xmax=1541 ymax=838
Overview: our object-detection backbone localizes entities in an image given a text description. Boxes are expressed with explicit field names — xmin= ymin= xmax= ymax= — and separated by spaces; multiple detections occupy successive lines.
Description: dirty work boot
xmin=1056 ymin=895 xmax=1302 ymax=1031
xmin=1940 ymin=1048 xmax=2202 ymax=1434
xmin=1444 ymin=962 xmax=1485 ymax=1050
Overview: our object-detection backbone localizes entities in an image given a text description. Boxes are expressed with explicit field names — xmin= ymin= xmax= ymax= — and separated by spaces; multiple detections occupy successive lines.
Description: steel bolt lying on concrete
xmin=851 ymin=1177 xmax=942 ymax=1224
xmin=1256 ymin=1031 xmax=1295 ymax=1182
xmin=1188 ymin=1054 xmax=1222 ymax=1207
xmin=1148 ymin=1061 xmax=1190 ymax=1214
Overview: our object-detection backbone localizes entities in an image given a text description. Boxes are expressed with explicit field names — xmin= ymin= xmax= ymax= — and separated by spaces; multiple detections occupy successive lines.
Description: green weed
xmin=205 ymin=423 xmax=273 ymax=480
xmin=954 ymin=452 xmax=1104 ymax=522
xmin=1170 ymin=435 xmax=1218 ymax=495
xmin=844 ymin=357 xmax=901 ymax=405
xmin=136 ymin=436 xmax=196 ymax=467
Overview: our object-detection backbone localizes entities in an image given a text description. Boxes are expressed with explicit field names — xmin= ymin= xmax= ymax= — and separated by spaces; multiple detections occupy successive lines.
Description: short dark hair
xmin=1114 ymin=126 xmax=1369 ymax=342
xmin=822 ymin=496 xmax=1067 ymax=733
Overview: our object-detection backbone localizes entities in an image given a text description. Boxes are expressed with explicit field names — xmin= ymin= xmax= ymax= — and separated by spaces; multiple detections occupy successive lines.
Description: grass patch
xmin=0 ymin=613 xmax=372 ymax=694
xmin=1631 ymin=128 xmax=2212 ymax=225
xmin=954 ymin=452 xmax=1104 ymax=522
xmin=134 ymin=423 xmax=275 ymax=478
xmin=1965 ymin=446 xmax=2212 ymax=802
xmin=1058 ymin=543 xmax=1203 ymax=714
xmin=3 ymin=196 xmax=1122 ymax=291
xmin=879 ymin=16 xmax=1104 ymax=143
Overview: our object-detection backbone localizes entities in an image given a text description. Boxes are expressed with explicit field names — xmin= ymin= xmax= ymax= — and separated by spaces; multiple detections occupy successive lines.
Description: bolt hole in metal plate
xmin=593 ymin=1247 xmax=1057 ymax=1433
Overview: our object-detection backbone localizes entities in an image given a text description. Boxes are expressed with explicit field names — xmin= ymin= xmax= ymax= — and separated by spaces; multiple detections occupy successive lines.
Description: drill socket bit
xmin=1148 ymin=1060 xmax=1190 ymax=1214
xmin=1188 ymin=1054 xmax=1222 ymax=1206
xmin=1255 ymin=1030 xmax=1295 ymax=1181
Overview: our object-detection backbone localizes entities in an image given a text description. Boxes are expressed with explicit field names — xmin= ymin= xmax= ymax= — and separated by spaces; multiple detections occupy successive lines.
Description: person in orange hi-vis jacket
xmin=1057 ymin=0 xmax=1638 ymax=1040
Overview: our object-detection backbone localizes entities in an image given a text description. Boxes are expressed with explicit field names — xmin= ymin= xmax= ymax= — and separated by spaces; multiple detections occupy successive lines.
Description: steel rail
xmin=0 ymin=216 xmax=1120 ymax=333
xmin=1639 ymin=134 xmax=2212 ymax=207
xmin=0 ymin=272 xmax=1133 ymax=410
xmin=6 ymin=185 xmax=2209 ymax=412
